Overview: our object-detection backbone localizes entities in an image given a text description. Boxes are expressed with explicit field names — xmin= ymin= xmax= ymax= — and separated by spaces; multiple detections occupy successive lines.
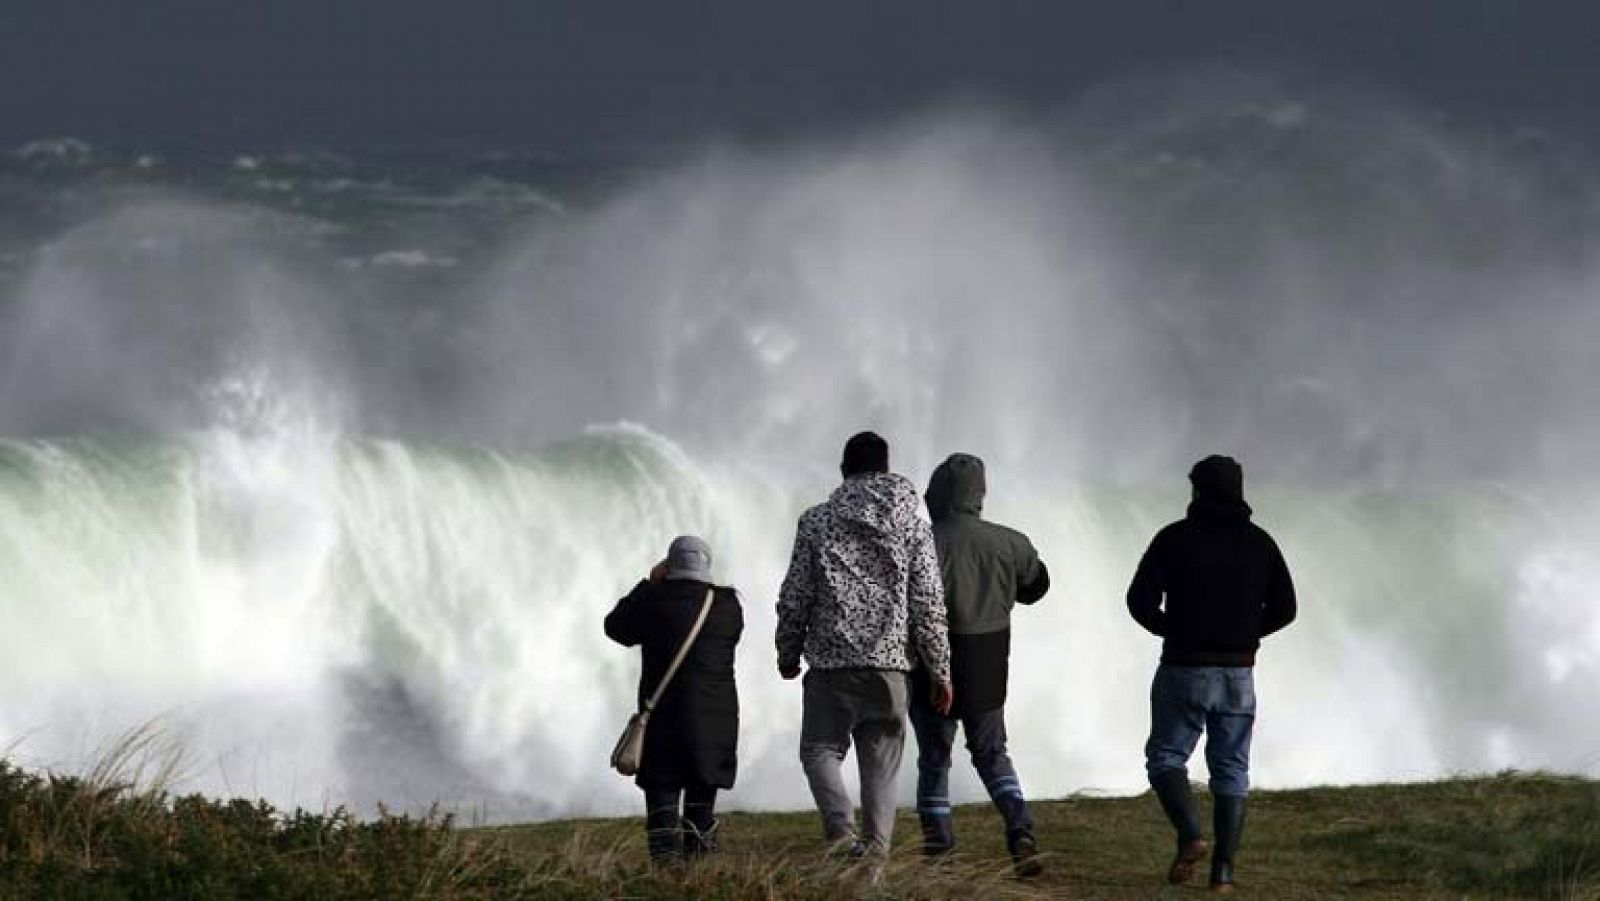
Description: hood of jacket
xmin=828 ymin=472 xmax=925 ymax=536
xmin=1187 ymin=455 xmax=1252 ymax=522
xmin=924 ymin=453 xmax=986 ymax=521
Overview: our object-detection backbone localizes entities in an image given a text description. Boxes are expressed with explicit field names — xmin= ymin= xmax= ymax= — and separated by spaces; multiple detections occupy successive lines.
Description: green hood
xmin=925 ymin=453 xmax=986 ymax=521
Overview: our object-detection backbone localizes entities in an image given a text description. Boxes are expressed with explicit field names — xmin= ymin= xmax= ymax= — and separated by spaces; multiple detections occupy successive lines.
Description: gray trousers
xmin=799 ymin=668 xmax=909 ymax=853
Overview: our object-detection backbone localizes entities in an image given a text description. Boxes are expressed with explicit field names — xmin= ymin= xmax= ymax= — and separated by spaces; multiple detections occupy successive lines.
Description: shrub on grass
xmin=0 ymin=759 xmax=508 ymax=900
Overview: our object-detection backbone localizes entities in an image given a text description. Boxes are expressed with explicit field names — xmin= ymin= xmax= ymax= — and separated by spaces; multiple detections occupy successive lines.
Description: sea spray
xmin=3 ymin=88 xmax=1600 ymax=818
xmin=2 ymin=426 xmax=1598 ymax=820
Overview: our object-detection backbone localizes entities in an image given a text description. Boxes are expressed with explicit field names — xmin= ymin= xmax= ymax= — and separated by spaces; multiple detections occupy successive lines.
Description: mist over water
xmin=3 ymin=80 xmax=1600 ymax=819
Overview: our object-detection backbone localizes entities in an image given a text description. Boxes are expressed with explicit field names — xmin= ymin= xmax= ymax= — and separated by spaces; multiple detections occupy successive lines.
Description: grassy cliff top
xmin=2 ymin=757 xmax=1596 ymax=899
xmin=492 ymin=772 xmax=1600 ymax=900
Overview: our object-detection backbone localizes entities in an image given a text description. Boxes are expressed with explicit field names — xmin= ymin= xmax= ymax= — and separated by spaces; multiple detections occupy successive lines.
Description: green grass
xmin=2 ymin=737 xmax=1596 ymax=899
xmin=495 ymin=772 xmax=1600 ymax=900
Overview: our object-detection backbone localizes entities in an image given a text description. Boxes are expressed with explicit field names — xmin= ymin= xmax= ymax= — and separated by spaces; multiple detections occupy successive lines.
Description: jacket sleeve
xmin=775 ymin=517 xmax=817 ymax=671
xmin=1015 ymin=537 xmax=1050 ymax=605
xmin=729 ymin=588 xmax=747 ymax=645
xmin=907 ymin=517 xmax=953 ymax=684
xmin=604 ymin=581 xmax=651 ymax=647
xmin=1126 ymin=532 xmax=1169 ymax=637
xmin=1259 ymin=536 xmax=1298 ymax=637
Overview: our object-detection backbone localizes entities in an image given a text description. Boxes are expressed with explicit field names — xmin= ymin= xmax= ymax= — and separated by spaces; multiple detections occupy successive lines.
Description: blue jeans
xmin=1144 ymin=665 xmax=1256 ymax=798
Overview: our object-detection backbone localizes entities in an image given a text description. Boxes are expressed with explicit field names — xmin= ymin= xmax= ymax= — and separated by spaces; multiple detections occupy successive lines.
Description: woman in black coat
xmin=605 ymin=535 xmax=742 ymax=862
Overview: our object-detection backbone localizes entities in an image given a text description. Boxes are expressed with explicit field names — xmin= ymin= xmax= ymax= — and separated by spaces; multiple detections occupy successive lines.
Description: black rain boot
xmin=645 ymin=791 xmax=682 ymax=865
xmin=1209 ymin=794 xmax=1247 ymax=893
xmin=1006 ymin=828 xmax=1044 ymax=880
xmin=919 ymin=812 xmax=957 ymax=858
xmin=681 ymin=817 xmax=719 ymax=861
xmin=646 ymin=820 xmax=681 ymax=865
xmin=1150 ymin=769 xmax=1208 ymax=884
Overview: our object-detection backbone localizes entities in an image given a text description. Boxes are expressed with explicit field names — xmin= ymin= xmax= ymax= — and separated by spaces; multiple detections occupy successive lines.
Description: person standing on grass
xmin=776 ymin=430 xmax=953 ymax=858
xmin=605 ymin=535 xmax=743 ymax=864
xmin=1126 ymin=455 xmax=1297 ymax=894
xmin=911 ymin=452 xmax=1050 ymax=878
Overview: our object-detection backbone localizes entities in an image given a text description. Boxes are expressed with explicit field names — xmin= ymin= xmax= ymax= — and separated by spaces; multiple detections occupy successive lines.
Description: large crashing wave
xmin=2 ymin=427 xmax=1597 ymax=820
xmin=0 ymin=426 xmax=728 ymax=817
xmin=3 ymin=79 xmax=1600 ymax=818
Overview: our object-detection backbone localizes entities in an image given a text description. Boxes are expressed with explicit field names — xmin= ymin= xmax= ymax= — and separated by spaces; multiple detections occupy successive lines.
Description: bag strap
xmin=641 ymin=587 xmax=716 ymax=714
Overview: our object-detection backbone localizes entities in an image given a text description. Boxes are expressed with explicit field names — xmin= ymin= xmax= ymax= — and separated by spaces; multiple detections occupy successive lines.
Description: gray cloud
xmin=3 ymin=1 xmax=1597 ymax=151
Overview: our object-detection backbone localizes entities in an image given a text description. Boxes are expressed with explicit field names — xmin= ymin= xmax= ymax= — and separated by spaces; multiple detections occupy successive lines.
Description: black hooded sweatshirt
xmin=1126 ymin=464 xmax=1297 ymax=667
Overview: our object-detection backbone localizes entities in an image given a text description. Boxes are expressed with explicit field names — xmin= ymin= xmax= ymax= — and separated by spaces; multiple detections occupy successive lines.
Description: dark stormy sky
xmin=3 ymin=1 xmax=1596 ymax=153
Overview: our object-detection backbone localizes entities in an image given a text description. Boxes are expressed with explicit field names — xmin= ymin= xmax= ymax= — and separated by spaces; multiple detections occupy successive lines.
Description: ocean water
xmin=3 ymin=92 xmax=1599 ymax=821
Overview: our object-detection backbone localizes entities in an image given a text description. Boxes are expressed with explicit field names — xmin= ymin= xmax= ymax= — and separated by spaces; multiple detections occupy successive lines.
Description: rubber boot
xmin=645 ymin=818 xmax=680 ymax=865
xmin=1006 ymin=828 xmax=1044 ymax=880
xmin=919 ymin=812 xmax=957 ymax=858
xmin=1150 ymin=769 xmax=1208 ymax=884
xmin=681 ymin=817 xmax=719 ymax=861
xmin=1209 ymin=794 xmax=1246 ymax=893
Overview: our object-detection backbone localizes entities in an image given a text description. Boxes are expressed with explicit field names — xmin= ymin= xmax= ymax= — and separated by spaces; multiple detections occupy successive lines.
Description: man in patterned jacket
xmin=777 ymin=431 xmax=954 ymax=858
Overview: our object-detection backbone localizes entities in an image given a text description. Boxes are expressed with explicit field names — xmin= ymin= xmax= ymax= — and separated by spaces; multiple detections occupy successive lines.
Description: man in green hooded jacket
xmin=910 ymin=452 xmax=1050 ymax=876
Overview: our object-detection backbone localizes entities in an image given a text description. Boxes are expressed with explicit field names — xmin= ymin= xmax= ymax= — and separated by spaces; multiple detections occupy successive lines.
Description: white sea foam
xmin=10 ymin=137 xmax=94 ymax=165
xmin=369 ymin=249 xmax=459 ymax=268
xmin=0 ymin=427 xmax=1596 ymax=821
xmin=2 ymin=88 xmax=1599 ymax=819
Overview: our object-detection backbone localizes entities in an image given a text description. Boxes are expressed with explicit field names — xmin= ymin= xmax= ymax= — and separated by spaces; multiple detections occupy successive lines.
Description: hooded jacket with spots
xmin=776 ymin=472 xmax=952 ymax=683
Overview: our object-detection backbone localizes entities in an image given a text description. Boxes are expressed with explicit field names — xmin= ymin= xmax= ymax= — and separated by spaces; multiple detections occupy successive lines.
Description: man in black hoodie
xmin=912 ymin=453 xmax=1050 ymax=877
xmin=1126 ymin=455 xmax=1296 ymax=894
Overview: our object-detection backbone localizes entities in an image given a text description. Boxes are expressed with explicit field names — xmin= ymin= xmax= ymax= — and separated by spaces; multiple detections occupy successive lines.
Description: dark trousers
xmin=643 ymin=784 xmax=717 ymax=860
xmin=909 ymin=699 xmax=1034 ymax=847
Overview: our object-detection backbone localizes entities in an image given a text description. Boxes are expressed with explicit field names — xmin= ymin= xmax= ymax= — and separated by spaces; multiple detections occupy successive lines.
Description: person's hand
xmin=648 ymin=560 xmax=669 ymax=582
xmin=931 ymin=680 xmax=954 ymax=716
xmin=779 ymin=663 xmax=802 ymax=680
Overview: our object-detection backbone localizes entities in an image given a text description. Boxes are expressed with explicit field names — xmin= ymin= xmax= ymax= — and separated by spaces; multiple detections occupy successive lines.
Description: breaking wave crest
xmin=2 ymin=426 xmax=1597 ymax=820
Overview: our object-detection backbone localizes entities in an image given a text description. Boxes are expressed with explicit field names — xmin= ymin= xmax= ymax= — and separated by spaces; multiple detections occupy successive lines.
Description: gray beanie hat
xmin=664 ymin=535 xmax=713 ymax=582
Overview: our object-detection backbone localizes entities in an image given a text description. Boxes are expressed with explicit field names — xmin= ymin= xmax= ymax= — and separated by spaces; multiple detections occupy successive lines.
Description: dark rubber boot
xmin=646 ymin=822 xmax=680 ymax=865
xmin=1150 ymin=769 xmax=1208 ymax=883
xmin=681 ymin=817 xmax=719 ymax=861
xmin=1209 ymin=794 xmax=1247 ymax=893
xmin=644 ymin=788 xmax=685 ymax=865
xmin=1007 ymin=828 xmax=1044 ymax=880
xmin=919 ymin=812 xmax=957 ymax=858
